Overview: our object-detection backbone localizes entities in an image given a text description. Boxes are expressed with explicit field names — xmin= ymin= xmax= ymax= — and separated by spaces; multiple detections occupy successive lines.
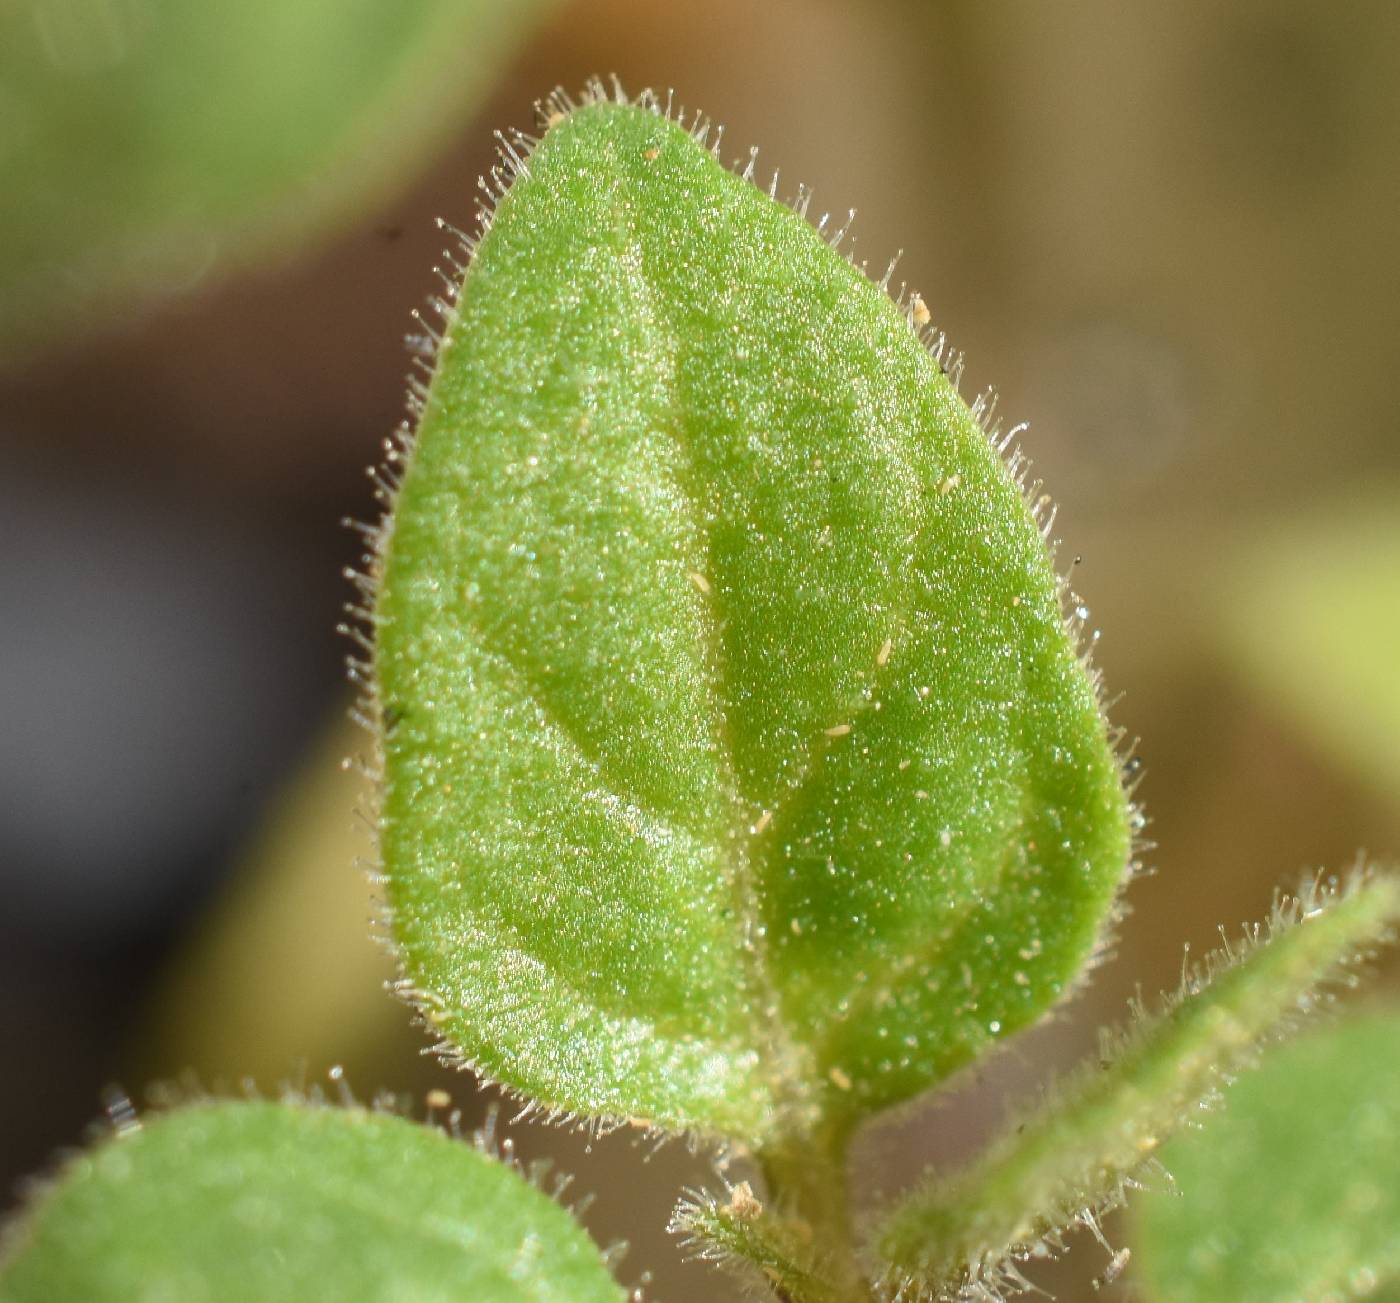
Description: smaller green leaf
xmin=672 ymin=1182 xmax=846 ymax=1303
xmin=0 ymin=1098 xmax=625 ymax=1303
xmin=873 ymin=870 xmax=1400 ymax=1296
xmin=1134 ymin=1009 xmax=1400 ymax=1302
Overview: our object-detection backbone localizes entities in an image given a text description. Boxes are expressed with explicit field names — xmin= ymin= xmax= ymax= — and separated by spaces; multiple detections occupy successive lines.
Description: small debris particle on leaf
xmin=725 ymin=1181 xmax=763 ymax=1221
xmin=1092 ymin=1248 xmax=1131 ymax=1291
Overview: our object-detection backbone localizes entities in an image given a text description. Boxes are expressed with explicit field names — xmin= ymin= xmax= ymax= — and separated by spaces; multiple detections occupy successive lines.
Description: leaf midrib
xmin=603 ymin=142 xmax=821 ymax=1124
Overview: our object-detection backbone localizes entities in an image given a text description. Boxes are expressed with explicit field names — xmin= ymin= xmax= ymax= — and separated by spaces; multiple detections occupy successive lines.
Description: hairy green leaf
xmin=874 ymin=871 xmax=1400 ymax=1296
xmin=372 ymin=85 xmax=1132 ymax=1145
xmin=1135 ymin=1008 xmax=1400 ymax=1302
xmin=0 ymin=0 xmax=554 ymax=360
xmin=0 ymin=1099 xmax=624 ymax=1303
xmin=672 ymin=1182 xmax=847 ymax=1303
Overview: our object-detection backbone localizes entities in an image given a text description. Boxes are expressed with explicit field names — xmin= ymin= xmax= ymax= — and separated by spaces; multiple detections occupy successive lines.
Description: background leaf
xmin=1216 ymin=495 xmax=1400 ymax=809
xmin=1134 ymin=1008 xmax=1400 ymax=1302
xmin=374 ymin=88 xmax=1132 ymax=1145
xmin=0 ymin=1098 xmax=625 ymax=1303
xmin=132 ymin=714 xmax=403 ymax=1087
xmin=0 ymin=0 xmax=555 ymax=361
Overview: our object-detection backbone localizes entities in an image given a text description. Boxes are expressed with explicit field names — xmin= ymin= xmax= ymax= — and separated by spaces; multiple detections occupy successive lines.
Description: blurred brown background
xmin=2 ymin=1 xmax=1398 ymax=1298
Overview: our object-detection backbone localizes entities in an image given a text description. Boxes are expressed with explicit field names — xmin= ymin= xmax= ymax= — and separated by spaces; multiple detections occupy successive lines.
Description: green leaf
xmin=0 ymin=0 xmax=554 ymax=361
xmin=372 ymin=85 xmax=1132 ymax=1145
xmin=1134 ymin=1008 xmax=1400 ymax=1302
xmin=0 ymin=1098 xmax=625 ymax=1303
xmin=672 ymin=1182 xmax=847 ymax=1303
xmin=873 ymin=870 xmax=1400 ymax=1296
xmin=137 ymin=714 xmax=400 ymax=1087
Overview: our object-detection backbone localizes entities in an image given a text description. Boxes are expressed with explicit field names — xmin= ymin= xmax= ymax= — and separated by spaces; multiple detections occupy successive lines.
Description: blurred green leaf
xmin=374 ymin=88 xmax=1131 ymax=1146
xmin=0 ymin=1099 xmax=625 ymax=1302
xmin=1218 ymin=496 xmax=1400 ymax=806
xmin=0 ymin=0 xmax=555 ymax=360
xmin=135 ymin=713 xmax=401 ymax=1088
xmin=1134 ymin=1007 xmax=1400 ymax=1302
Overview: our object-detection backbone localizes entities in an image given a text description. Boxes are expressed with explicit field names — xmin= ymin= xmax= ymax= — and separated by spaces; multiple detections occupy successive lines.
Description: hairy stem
xmin=760 ymin=1121 xmax=866 ymax=1300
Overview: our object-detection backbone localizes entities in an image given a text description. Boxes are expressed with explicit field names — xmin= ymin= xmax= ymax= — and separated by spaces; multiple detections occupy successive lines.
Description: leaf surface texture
xmin=375 ymin=98 xmax=1132 ymax=1141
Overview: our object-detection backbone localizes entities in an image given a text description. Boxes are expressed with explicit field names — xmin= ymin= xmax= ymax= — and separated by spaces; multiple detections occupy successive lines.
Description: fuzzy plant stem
xmin=760 ymin=1121 xmax=866 ymax=1300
